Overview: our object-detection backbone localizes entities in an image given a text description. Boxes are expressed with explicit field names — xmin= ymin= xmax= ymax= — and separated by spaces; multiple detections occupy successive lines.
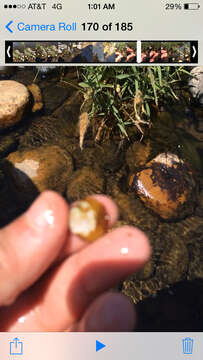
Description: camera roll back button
xmin=5 ymin=20 xmax=14 ymax=33
xmin=58 ymin=22 xmax=77 ymax=31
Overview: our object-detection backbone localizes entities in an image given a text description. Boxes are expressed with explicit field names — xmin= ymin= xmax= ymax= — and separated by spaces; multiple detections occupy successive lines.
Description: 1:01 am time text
xmin=88 ymin=3 xmax=115 ymax=10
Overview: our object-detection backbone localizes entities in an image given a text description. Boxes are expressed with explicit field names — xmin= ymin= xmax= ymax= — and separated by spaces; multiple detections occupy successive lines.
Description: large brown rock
xmin=0 ymin=80 xmax=29 ymax=129
xmin=3 ymin=145 xmax=73 ymax=206
xmin=129 ymin=153 xmax=197 ymax=220
xmin=66 ymin=167 xmax=104 ymax=202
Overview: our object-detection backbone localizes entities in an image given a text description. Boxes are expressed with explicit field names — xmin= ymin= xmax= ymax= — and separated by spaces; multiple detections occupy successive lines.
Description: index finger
xmin=0 ymin=191 xmax=69 ymax=306
xmin=0 ymin=226 xmax=150 ymax=331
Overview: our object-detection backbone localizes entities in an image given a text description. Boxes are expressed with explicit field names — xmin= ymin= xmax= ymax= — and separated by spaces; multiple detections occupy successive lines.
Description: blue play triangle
xmin=96 ymin=340 xmax=106 ymax=352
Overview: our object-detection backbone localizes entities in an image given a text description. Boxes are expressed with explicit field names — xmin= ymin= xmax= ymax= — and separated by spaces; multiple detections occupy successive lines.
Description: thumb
xmin=0 ymin=191 xmax=69 ymax=306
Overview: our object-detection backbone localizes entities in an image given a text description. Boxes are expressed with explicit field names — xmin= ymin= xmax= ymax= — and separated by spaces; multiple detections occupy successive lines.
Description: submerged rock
xmin=188 ymin=66 xmax=203 ymax=105
xmin=0 ymin=134 xmax=18 ymax=158
xmin=3 ymin=145 xmax=73 ymax=207
xmin=0 ymin=67 xmax=16 ymax=79
xmin=19 ymin=115 xmax=75 ymax=149
xmin=129 ymin=153 xmax=197 ymax=220
xmin=66 ymin=166 xmax=104 ymax=202
xmin=0 ymin=80 xmax=29 ymax=129
xmin=42 ymin=83 xmax=72 ymax=115
xmin=122 ymin=231 xmax=189 ymax=304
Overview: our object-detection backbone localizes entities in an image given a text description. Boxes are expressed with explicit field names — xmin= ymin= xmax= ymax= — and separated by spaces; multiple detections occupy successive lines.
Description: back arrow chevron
xmin=6 ymin=20 xmax=14 ymax=33
xmin=7 ymin=46 xmax=11 ymax=58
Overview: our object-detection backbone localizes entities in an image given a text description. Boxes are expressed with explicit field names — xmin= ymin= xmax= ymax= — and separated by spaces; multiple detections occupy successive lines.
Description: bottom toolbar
xmin=0 ymin=332 xmax=202 ymax=360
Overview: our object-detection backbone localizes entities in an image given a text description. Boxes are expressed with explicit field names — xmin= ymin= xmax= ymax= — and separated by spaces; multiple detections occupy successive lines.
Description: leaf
xmin=112 ymin=105 xmax=119 ymax=114
xmin=132 ymin=67 xmax=137 ymax=75
xmin=168 ymin=86 xmax=179 ymax=100
xmin=79 ymin=82 xmax=91 ymax=88
xmin=100 ymin=84 xmax=114 ymax=89
xmin=157 ymin=67 xmax=162 ymax=87
xmin=116 ymin=74 xmax=132 ymax=80
xmin=145 ymin=102 xmax=151 ymax=117
xmin=114 ymin=112 xmax=122 ymax=122
xmin=117 ymin=123 xmax=128 ymax=137
xmin=135 ymin=79 xmax=139 ymax=93
xmin=121 ymin=83 xmax=128 ymax=96
xmin=148 ymin=68 xmax=158 ymax=105
xmin=179 ymin=68 xmax=192 ymax=76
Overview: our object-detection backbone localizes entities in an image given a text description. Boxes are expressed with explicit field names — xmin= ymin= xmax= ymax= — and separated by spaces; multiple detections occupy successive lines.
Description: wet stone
xmin=0 ymin=66 xmax=17 ymax=79
xmin=3 ymin=145 xmax=73 ymax=207
xmin=129 ymin=153 xmax=197 ymax=220
xmin=129 ymin=259 xmax=154 ymax=281
xmin=187 ymin=242 xmax=203 ymax=280
xmin=42 ymin=84 xmax=73 ymax=115
xmin=98 ymin=141 xmax=124 ymax=171
xmin=175 ymin=215 xmax=203 ymax=245
xmin=0 ymin=134 xmax=18 ymax=158
xmin=112 ymin=191 xmax=158 ymax=235
xmin=19 ymin=115 xmax=76 ymax=150
xmin=122 ymin=227 xmax=189 ymax=305
xmin=0 ymin=80 xmax=30 ymax=129
xmin=66 ymin=166 xmax=104 ymax=202
xmin=73 ymin=141 xmax=124 ymax=172
xmin=10 ymin=68 xmax=36 ymax=86
xmin=72 ymin=146 xmax=102 ymax=170
xmin=53 ymin=91 xmax=82 ymax=124
xmin=188 ymin=66 xmax=203 ymax=105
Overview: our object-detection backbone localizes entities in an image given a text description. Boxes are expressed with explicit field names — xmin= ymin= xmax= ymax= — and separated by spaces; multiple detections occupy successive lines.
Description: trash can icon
xmin=182 ymin=337 xmax=194 ymax=354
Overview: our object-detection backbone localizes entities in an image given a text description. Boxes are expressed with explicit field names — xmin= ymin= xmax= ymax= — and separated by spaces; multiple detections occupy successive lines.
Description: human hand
xmin=0 ymin=191 xmax=150 ymax=331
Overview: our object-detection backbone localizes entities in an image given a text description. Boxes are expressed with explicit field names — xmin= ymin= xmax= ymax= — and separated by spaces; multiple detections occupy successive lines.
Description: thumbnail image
xmin=115 ymin=42 xmax=137 ymax=63
xmin=0 ymin=65 xmax=202 ymax=332
xmin=141 ymin=41 xmax=191 ymax=63
xmin=13 ymin=41 xmax=117 ymax=63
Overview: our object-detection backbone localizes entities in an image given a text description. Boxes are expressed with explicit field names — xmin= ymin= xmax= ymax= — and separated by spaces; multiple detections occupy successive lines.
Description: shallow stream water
xmin=0 ymin=66 xmax=202 ymax=331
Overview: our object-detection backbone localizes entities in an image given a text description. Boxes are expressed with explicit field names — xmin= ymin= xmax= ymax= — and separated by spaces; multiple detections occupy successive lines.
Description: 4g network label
xmin=81 ymin=22 xmax=134 ymax=31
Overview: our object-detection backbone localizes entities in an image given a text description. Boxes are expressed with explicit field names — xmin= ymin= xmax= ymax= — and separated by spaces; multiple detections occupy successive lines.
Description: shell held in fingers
xmin=69 ymin=197 xmax=109 ymax=242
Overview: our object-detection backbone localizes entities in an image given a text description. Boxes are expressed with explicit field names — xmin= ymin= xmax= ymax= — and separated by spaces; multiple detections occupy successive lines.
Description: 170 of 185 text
xmin=82 ymin=22 xmax=134 ymax=31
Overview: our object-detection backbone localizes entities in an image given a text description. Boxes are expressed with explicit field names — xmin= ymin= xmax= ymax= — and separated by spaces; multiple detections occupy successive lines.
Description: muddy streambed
xmin=0 ymin=67 xmax=203 ymax=331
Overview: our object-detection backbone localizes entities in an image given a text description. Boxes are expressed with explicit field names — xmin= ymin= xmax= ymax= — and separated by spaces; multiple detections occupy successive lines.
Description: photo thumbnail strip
xmin=5 ymin=41 xmax=198 ymax=64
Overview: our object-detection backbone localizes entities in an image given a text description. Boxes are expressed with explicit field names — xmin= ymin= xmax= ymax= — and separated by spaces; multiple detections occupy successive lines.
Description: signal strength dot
xmin=4 ymin=4 xmax=17 ymax=8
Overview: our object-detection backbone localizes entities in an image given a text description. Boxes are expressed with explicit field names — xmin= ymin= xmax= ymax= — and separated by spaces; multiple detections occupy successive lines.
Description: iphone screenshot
xmin=0 ymin=0 xmax=203 ymax=359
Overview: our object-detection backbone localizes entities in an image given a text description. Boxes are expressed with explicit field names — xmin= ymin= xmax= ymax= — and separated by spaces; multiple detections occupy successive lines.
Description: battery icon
xmin=184 ymin=3 xmax=200 ymax=9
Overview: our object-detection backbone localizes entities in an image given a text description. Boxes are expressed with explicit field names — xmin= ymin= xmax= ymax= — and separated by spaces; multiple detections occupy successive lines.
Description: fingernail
xmin=26 ymin=193 xmax=55 ymax=231
xmin=84 ymin=293 xmax=136 ymax=332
